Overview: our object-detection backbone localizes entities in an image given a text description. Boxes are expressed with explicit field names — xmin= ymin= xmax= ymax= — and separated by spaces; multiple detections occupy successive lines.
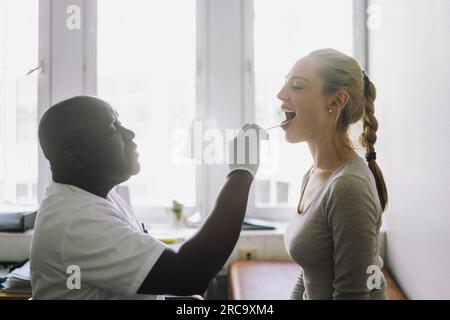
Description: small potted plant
xmin=169 ymin=200 xmax=185 ymax=226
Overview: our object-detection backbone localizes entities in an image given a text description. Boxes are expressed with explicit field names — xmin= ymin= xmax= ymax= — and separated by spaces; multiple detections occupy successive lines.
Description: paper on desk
xmin=9 ymin=261 xmax=30 ymax=281
xmin=2 ymin=261 xmax=31 ymax=293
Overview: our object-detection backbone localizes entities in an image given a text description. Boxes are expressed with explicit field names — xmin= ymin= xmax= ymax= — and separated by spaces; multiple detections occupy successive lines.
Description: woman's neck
xmin=307 ymin=133 xmax=358 ymax=172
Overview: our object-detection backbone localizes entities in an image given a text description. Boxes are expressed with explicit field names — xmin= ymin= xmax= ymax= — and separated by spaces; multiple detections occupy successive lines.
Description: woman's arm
xmin=323 ymin=175 xmax=383 ymax=300
xmin=290 ymin=271 xmax=305 ymax=300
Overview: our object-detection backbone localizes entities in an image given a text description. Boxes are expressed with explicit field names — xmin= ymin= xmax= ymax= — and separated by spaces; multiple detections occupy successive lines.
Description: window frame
xmin=36 ymin=0 xmax=207 ymax=222
xmin=35 ymin=0 xmax=367 ymax=222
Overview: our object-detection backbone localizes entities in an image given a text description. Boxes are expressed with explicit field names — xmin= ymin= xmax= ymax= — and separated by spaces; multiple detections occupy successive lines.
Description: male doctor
xmin=30 ymin=96 xmax=267 ymax=299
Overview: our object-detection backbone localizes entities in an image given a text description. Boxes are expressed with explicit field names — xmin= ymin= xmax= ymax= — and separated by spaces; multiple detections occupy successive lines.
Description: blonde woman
xmin=281 ymin=49 xmax=388 ymax=300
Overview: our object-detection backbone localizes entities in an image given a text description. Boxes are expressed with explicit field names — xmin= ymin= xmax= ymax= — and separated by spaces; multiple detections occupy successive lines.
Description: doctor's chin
xmin=0 ymin=0 xmax=449 ymax=311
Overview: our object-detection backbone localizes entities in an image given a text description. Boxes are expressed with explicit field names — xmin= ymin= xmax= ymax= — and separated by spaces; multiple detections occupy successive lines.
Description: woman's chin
xmin=284 ymin=131 xmax=304 ymax=143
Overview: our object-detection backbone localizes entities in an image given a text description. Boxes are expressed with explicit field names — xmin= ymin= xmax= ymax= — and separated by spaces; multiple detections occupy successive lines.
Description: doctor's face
xmin=277 ymin=56 xmax=332 ymax=143
xmin=79 ymin=102 xmax=141 ymax=183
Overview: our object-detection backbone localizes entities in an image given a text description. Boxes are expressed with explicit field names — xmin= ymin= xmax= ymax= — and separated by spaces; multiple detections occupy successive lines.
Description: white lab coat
xmin=30 ymin=182 xmax=168 ymax=299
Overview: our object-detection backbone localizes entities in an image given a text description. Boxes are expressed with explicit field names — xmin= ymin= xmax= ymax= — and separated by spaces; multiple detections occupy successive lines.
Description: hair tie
xmin=362 ymin=71 xmax=370 ymax=96
xmin=365 ymin=151 xmax=377 ymax=161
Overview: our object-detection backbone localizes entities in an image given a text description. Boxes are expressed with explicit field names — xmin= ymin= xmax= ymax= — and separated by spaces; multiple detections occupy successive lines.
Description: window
xmin=0 ymin=0 xmax=39 ymax=211
xmin=253 ymin=0 xmax=354 ymax=210
xmin=97 ymin=0 xmax=197 ymax=208
xmin=0 ymin=1 xmax=360 ymax=221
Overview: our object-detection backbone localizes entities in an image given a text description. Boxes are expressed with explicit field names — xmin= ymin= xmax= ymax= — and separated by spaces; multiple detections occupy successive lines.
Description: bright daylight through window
xmin=97 ymin=0 xmax=196 ymax=208
xmin=254 ymin=0 xmax=354 ymax=208
xmin=0 ymin=0 xmax=38 ymax=212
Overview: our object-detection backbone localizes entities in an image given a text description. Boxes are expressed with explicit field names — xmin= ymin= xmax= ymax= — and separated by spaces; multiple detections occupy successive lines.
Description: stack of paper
xmin=1 ymin=261 xmax=31 ymax=293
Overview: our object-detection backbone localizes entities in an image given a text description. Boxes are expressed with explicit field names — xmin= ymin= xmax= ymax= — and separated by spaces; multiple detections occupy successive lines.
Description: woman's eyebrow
xmin=290 ymin=76 xmax=311 ymax=84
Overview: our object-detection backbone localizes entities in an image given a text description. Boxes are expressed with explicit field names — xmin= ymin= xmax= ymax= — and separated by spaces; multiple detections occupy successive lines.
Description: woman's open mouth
xmin=281 ymin=108 xmax=297 ymax=129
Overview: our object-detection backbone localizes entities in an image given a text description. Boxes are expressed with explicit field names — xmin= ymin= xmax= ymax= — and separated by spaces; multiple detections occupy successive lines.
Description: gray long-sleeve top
xmin=284 ymin=156 xmax=388 ymax=300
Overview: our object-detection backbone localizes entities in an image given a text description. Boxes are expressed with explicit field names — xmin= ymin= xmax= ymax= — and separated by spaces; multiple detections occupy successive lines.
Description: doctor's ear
xmin=63 ymin=149 xmax=88 ymax=169
xmin=328 ymin=90 xmax=350 ymax=112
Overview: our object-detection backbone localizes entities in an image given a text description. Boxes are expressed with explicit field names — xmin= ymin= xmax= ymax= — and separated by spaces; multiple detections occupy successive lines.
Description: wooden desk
xmin=0 ymin=290 xmax=31 ymax=300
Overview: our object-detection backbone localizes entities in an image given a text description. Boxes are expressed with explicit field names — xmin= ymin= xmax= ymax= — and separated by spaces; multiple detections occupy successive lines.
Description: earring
xmin=328 ymin=108 xmax=333 ymax=113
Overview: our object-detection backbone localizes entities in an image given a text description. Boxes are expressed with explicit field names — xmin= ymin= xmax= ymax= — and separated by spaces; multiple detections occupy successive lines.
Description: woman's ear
xmin=329 ymin=90 xmax=350 ymax=112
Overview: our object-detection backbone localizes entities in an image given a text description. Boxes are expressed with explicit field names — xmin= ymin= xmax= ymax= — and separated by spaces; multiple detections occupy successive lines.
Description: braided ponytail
xmin=359 ymin=74 xmax=388 ymax=212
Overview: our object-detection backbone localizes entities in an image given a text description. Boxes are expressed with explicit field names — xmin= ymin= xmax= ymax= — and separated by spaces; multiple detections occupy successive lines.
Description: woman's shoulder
xmin=321 ymin=157 xmax=381 ymax=216
xmin=328 ymin=173 xmax=372 ymax=196
xmin=330 ymin=156 xmax=375 ymax=189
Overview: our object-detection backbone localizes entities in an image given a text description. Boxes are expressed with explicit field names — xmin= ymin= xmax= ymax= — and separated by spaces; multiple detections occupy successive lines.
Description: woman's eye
xmin=290 ymin=80 xmax=302 ymax=90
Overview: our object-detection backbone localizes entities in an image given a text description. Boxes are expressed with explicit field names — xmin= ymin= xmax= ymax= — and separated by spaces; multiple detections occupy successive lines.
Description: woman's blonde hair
xmin=309 ymin=48 xmax=388 ymax=212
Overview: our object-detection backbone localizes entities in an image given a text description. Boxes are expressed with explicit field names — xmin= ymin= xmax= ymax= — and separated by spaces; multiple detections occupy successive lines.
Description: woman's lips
xmin=281 ymin=118 xmax=295 ymax=129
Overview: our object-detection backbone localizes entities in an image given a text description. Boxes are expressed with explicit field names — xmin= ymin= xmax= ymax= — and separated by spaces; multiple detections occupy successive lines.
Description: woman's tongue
xmin=281 ymin=112 xmax=296 ymax=125
xmin=281 ymin=118 xmax=292 ymax=125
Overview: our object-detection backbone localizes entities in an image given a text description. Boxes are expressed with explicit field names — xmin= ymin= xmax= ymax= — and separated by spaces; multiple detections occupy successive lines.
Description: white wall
xmin=368 ymin=0 xmax=450 ymax=299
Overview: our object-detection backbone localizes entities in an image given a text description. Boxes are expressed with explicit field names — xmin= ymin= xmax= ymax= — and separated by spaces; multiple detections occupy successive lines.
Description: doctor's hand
xmin=228 ymin=123 xmax=269 ymax=178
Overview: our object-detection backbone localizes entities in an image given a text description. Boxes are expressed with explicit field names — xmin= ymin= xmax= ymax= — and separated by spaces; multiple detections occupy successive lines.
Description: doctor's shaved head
xmin=39 ymin=96 xmax=110 ymax=161
xmin=38 ymin=96 xmax=140 ymax=197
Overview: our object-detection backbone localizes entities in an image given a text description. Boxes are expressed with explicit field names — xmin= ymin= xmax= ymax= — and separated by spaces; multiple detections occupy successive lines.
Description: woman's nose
xmin=277 ymin=86 xmax=287 ymax=101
